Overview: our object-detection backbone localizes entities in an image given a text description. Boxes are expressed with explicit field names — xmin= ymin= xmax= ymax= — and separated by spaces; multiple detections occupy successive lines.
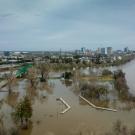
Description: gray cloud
xmin=0 ymin=0 xmax=135 ymax=51
xmin=0 ymin=13 xmax=13 ymax=18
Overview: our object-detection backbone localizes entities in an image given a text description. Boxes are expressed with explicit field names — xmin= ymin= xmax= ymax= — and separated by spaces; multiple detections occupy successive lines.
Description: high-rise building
xmin=107 ymin=47 xmax=113 ymax=55
xmin=124 ymin=47 xmax=129 ymax=53
xmin=101 ymin=48 xmax=106 ymax=54
xmin=97 ymin=48 xmax=101 ymax=54
xmin=81 ymin=47 xmax=86 ymax=54
xmin=4 ymin=51 xmax=10 ymax=56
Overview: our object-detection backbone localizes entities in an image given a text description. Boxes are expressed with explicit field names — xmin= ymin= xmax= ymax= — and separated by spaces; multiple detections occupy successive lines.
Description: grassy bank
xmin=81 ymin=75 xmax=114 ymax=81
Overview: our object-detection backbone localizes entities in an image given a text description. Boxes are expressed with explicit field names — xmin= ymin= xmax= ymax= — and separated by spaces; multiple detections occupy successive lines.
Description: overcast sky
xmin=0 ymin=0 xmax=135 ymax=51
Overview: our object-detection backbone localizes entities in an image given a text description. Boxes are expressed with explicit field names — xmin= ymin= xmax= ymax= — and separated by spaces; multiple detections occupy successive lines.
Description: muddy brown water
xmin=0 ymin=60 xmax=135 ymax=135
xmin=23 ymin=80 xmax=135 ymax=135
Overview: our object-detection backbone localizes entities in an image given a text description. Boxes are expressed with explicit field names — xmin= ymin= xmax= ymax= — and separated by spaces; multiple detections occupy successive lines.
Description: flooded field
xmin=1 ymin=60 xmax=135 ymax=135
xmin=81 ymin=59 xmax=135 ymax=95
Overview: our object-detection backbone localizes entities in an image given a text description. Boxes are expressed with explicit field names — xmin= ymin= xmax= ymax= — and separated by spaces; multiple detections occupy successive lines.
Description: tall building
xmin=101 ymin=48 xmax=106 ymax=54
xmin=81 ymin=47 xmax=86 ymax=54
xmin=107 ymin=47 xmax=113 ymax=55
xmin=97 ymin=48 xmax=101 ymax=54
xmin=0 ymin=51 xmax=4 ymax=56
xmin=124 ymin=47 xmax=129 ymax=53
xmin=4 ymin=51 xmax=10 ymax=56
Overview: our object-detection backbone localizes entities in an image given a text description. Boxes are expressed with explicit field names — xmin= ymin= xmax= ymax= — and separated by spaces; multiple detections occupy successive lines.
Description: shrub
xmin=80 ymin=82 xmax=108 ymax=100
xmin=102 ymin=69 xmax=112 ymax=76
xmin=62 ymin=72 xmax=73 ymax=80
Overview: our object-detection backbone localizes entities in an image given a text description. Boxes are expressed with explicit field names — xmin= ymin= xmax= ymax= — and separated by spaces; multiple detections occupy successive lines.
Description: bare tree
xmin=27 ymin=67 xmax=37 ymax=88
xmin=38 ymin=62 xmax=50 ymax=82
xmin=4 ymin=70 xmax=15 ymax=94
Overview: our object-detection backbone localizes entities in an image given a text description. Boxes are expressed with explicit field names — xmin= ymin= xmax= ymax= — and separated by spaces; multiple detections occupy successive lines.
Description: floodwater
xmin=81 ymin=60 xmax=135 ymax=95
xmin=1 ymin=60 xmax=135 ymax=135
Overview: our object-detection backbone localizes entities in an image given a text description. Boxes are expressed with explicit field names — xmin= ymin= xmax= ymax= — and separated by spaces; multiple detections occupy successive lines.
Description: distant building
xmin=85 ymin=49 xmax=92 ymax=56
xmin=0 ymin=51 xmax=4 ymax=56
xmin=75 ymin=50 xmax=81 ymax=55
xmin=97 ymin=48 xmax=101 ymax=54
xmin=81 ymin=47 xmax=86 ymax=54
xmin=13 ymin=52 xmax=21 ymax=55
xmin=107 ymin=47 xmax=113 ymax=55
xmin=116 ymin=50 xmax=123 ymax=54
xmin=4 ymin=51 xmax=10 ymax=56
xmin=101 ymin=48 xmax=106 ymax=54
xmin=124 ymin=47 xmax=129 ymax=53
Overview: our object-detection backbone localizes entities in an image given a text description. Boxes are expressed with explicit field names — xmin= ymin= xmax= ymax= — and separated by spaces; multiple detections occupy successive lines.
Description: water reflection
xmin=6 ymin=92 xmax=19 ymax=107
xmin=20 ymin=121 xmax=33 ymax=135
xmin=0 ymin=102 xmax=14 ymax=130
xmin=61 ymin=80 xmax=73 ymax=87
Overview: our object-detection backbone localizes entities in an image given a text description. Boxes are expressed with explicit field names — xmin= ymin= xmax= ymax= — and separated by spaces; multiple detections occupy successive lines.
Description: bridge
xmin=16 ymin=64 xmax=32 ymax=78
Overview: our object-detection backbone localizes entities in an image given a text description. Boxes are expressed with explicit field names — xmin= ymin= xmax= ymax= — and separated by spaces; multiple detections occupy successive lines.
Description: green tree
xmin=14 ymin=96 xmax=32 ymax=129
xmin=102 ymin=69 xmax=112 ymax=76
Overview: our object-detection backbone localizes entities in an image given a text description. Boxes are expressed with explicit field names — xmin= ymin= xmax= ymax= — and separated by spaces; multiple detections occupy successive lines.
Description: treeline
xmin=112 ymin=54 xmax=135 ymax=66
xmin=114 ymin=70 xmax=129 ymax=100
xmin=113 ymin=70 xmax=135 ymax=102
xmin=79 ymin=69 xmax=135 ymax=103
xmin=48 ymin=53 xmax=135 ymax=67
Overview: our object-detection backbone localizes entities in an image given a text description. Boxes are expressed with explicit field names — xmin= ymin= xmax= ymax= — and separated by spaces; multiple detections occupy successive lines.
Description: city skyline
xmin=0 ymin=46 xmax=131 ymax=52
xmin=0 ymin=0 xmax=135 ymax=51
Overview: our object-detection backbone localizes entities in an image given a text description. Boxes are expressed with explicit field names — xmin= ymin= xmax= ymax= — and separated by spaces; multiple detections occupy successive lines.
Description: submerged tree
xmin=80 ymin=82 xmax=108 ymax=100
xmin=113 ymin=70 xmax=129 ymax=100
xmin=27 ymin=67 xmax=37 ymax=88
xmin=4 ymin=69 xmax=15 ymax=94
xmin=104 ymin=120 xmax=135 ymax=135
xmin=62 ymin=72 xmax=73 ymax=80
xmin=114 ymin=70 xmax=125 ymax=80
xmin=14 ymin=96 xmax=32 ymax=129
xmin=38 ymin=62 xmax=50 ymax=82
